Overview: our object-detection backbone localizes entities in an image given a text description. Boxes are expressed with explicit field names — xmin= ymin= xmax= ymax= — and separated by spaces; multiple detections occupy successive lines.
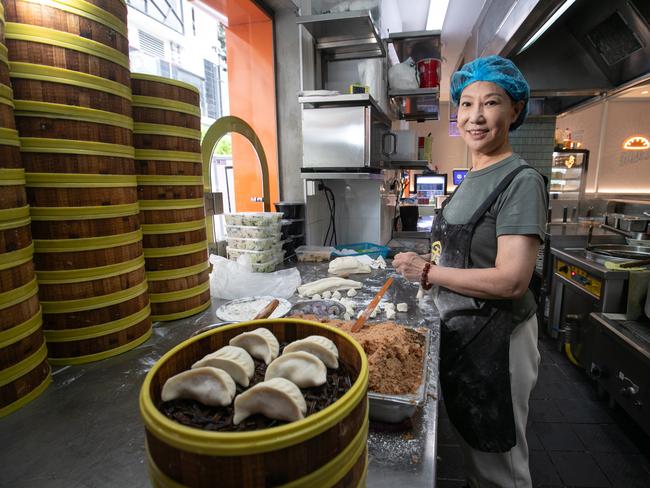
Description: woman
xmin=394 ymin=55 xmax=547 ymax=488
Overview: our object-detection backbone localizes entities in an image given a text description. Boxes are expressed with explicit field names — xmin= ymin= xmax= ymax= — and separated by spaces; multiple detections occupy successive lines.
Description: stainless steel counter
xmin=0 ymin=262 xmax=440 ymax=488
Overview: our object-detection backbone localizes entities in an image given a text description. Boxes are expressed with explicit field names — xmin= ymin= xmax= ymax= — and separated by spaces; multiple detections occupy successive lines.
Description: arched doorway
xmin=202 ymin=115 xmax=271 ymax=244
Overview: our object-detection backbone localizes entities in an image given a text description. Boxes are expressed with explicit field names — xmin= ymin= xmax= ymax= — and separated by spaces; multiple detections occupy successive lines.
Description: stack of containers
xmin=225 ymin=212 xmax=284 ymax=272
xmin=5 ymin=0 xmax=152 ymax=364
xmin=131 ymin=73 xmax=211 ymax=321
xmin=0 ymin=2 xmax=50 ymax=416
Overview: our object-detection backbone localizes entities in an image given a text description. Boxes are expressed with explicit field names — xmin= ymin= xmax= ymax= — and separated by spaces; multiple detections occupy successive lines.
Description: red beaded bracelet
xmin=421 ymin=262 xmax=432 ymax=290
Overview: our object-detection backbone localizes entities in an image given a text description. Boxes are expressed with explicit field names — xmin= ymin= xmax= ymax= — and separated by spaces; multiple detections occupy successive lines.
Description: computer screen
xmin=414 ymin=174 xmax=447 ymax=199
xmin=452 ymin=169 xmax=469 ymax=185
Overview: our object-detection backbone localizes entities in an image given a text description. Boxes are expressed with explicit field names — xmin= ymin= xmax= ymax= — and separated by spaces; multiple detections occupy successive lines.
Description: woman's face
xmin=457 ymin=81 xmax=523 ymax=156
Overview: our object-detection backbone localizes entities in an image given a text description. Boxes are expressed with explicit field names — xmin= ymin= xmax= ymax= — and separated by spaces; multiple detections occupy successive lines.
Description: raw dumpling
xmin=192 ymin=346 xmax=254 ymax=387
xmin=161 ymin=367 xmax=236 ymax=407
xmin=229 ymin=328 xmax=280 ymax=365
xmin=283 ymin=335 xmax=339 ymax=368
xmin=233 ymin=378 xmax=307 ymax=425
xmin=265 ymin=351 xmax=327 ymax=387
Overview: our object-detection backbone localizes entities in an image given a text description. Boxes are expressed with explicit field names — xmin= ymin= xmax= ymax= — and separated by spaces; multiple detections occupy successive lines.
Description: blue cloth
xmin=450 ymin=55 xmax=529 ymax=131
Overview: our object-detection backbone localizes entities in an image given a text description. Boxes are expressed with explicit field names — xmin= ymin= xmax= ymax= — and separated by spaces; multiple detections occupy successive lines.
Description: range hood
xmin=503 ymin=0 xmax=650 ymax=113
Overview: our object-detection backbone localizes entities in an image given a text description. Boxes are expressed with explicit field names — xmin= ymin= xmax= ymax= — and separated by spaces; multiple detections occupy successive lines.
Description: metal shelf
xmin=389 ymin=88 xmax=439 ymax=97
xmin=383 ymin=160 xmax=429 ymax=170
xmin=387 ymin=30 xmax=441 ymax=64
xmin=297 ymin=11 xmax=385 ymax=61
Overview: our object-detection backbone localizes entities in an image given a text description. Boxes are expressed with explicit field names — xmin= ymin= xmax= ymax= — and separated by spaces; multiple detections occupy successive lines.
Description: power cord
xmin=319 ymin=180 xmax=337 ymax=246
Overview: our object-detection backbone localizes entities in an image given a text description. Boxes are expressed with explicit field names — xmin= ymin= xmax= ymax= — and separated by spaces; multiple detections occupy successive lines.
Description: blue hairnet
xmin=450 ymin=55 xmax=529 ymax=131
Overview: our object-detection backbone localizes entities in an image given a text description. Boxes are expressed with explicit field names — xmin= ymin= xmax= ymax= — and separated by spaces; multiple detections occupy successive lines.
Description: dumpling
xmin=192 ymin=346 xmax=255 ymax=387
xmin=161 ymin=367 xmax=236 ymax=407
xmin=282 ymin=335 xmax=339 ymax=369
xmin=265 ymin=351 xmax=327 ymax=388
xmin=229 ymin=328 xmax=279 ymax=365
xmin=233 ymin=378 xmax=306 ymax=425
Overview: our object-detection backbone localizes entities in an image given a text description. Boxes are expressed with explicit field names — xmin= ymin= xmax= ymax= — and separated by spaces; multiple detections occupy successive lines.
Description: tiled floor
xmin=436 ymin=334 xmax=650 ymax=487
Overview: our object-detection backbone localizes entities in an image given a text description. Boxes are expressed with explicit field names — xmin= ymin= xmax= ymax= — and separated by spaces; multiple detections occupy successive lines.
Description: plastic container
xmin=224 ymin=212 xmax=283 ymax=227
xmin=227 ymin=236 xmax=280 ymax=251
xmin=295 ymin=245 xmax=334 ymax=262
xmin=274 ymin=202 xmax=305 ymax=219
xmin=227 ymin=246 xmax=283 ymax=264
xmin=226 ymin=223 xmax=281 ymax=239
xmin=333 ymin=242 xmax=390 ymax=259
xmin=251 ymin=258 xmax=282 ymax=273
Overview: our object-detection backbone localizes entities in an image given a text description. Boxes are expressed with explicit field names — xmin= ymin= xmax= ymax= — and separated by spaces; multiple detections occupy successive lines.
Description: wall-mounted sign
xmin=622 ymin=136 xmax=650 ymax=150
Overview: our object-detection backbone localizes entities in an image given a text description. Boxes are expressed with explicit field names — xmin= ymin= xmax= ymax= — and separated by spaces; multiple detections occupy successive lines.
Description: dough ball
xmin=312 ymin=293 xmax=321 ymax=300
xmin=386 ymin=308 xmax=396 ymax=320
xmin=332 ymin=290 xmax=342 ymax=300
xmin=396 ymin=303 xmax=408 ymax=313
xmin=347 ymin=289 xmax=357 ymax=297
xmin=322 ymin=291 xmax=332 ymax=299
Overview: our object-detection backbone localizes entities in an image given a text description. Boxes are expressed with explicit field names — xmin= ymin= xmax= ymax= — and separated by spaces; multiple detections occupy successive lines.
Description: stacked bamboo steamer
xmin=131 ymin=74 xmax=210 ymax=322
xmin=4 ymin=0 xmax=152 ymax=365
xmin=0 ymin=1 xmax=50 ymax=417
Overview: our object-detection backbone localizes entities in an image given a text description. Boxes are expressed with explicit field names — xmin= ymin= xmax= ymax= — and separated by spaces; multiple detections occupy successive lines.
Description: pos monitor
xmin=452 ymin=168 xmax=469 ymax=185
xmin=414 ymin=174 xmax=447 ymax=199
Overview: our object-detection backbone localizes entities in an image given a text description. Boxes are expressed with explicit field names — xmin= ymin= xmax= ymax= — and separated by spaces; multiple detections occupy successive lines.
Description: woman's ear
xmin=511 ymin=100 xmax=525 ymax=124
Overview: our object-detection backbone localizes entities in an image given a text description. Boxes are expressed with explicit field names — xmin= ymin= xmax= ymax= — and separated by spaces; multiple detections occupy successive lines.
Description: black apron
xmin=431 ymin=164 xmax=531 ymax=453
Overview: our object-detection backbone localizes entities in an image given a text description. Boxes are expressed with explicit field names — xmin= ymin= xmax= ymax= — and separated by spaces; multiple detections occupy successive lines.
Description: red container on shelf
xmin=417 ymin=58 xmax=441 ymax=88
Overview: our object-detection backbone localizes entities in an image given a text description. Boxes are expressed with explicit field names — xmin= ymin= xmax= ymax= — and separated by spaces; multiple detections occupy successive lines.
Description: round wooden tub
xmin=140 ymin=318 xmax=369 ymax=488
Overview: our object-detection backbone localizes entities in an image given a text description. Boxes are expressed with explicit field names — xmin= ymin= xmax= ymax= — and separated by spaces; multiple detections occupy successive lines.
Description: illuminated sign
xmin=622 ymin=136 xmax=650 ymax=150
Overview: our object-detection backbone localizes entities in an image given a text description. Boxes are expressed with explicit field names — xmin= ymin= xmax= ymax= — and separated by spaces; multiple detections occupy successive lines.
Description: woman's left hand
xmin=393 ymin=252 xmax=428 ymax=282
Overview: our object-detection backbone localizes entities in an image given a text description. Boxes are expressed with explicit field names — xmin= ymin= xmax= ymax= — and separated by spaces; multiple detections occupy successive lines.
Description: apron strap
xmin=467 ymin=164 xmax=531 ymax=225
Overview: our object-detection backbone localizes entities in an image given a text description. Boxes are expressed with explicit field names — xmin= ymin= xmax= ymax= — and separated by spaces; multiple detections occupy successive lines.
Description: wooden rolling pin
xmin=253 ymin=298 xmax=280 ymax=319
xmin=351 ymin=277 xmax=394 ymax=332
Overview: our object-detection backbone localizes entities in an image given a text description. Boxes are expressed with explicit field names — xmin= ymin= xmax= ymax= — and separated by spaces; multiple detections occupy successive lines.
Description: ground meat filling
xmin=158 ymin=343 xmax=353 ymax=432
xmin=293 ymin=315 xmax=426 ymax=395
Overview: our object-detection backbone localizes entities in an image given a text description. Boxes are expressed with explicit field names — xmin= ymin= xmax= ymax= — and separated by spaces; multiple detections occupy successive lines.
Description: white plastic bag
xmin=388 ymin=57 xmax=419 ymax=90
xmin=209 ymin=255 xmax=301 ymax=300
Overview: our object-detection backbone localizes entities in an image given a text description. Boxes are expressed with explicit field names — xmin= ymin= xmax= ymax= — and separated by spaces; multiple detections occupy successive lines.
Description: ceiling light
xmin=518 ymin=0 xmax=576 ymax=54
xmin=642 ymin=90 xmax=649 ymax=94
xmin=426 ymin=0 xmax=450 ymax=31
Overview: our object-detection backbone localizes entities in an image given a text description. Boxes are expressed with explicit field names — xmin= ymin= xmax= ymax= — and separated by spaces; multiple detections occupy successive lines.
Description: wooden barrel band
xmin=0 ymin=340 xmax=47 ymax=387
xmin=20 ymin=138 xmax=135 ymax=158
xmin=149 ymin=299 xmax=211 ymax=323
xmin=33 ymin=229 xmax=142 ymax=253
xmin=9 ymin=62 xmax=132 ymax=100
xmin=0 ymin=137 xmax=21 ymax=149
xmin=25 ymin=172 xmax=137 ymax=188
xmin=135 ymin=149 xmax=202 ymax=163
xmin=0 ymin=44 xmax=9 ymax=66
xmin=14 ymin=100 xmax=134 ymax=130
xmin=0 ymin=308 xmax=42 ymax=349
xmin=47 ymin=326 xmax=151 ymax=366
xmin=40 ymin=279 xmax=148 ymax=314
xmin=0 ymin=168 xmax=26 ymax=186
xmin=143 ymin=240 xmax=207 ymax=259
xmin=140 ymin=219 xmax=206 ymax=235
xmin=19 ymin=0 xmax=128 ymax=37
xmin=29 ymin=202 xmax=139 ymax=221
xmin=133 ymin=122 xmax=201 ymax=140
xmin=5 ymin=23 xmax=130 ymax=69
xmin=0 ymin=277 xmax=38 ymax=310
xmin=0 ymin=244 xmax=34 ymax=272
xmin=137 ymin=175 xmax=203 ymax=186
xmin=36 ymin=255 xmax=145 ymax=284
xmin=148 ymin=281 xmax=210 ymax=304
xmin=145 ymin=261 xmax=209 ymax=282
xmin=0 ymin=216 xmax=31 ymax=232
xmin=131 ymin=73 xmax=200 ymax=95
xmin=132 ymin=95 xmax=201 ymax=117
xmin=138 ymin=198 xmax=204 ymax=211
xmin=0 ymin=95 xmax=14 ymax=108
xmin=0 ymin=83 xmax=13 ymax=100
xmin=44 ymin=304 xmax=150 ymax=342
xmin=0 ymin=205 xmax=30 ymax=221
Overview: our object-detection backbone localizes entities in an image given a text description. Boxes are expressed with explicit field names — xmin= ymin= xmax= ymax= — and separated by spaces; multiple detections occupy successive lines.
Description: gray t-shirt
xmin=442 ymin=154 xmax=547 ymax=323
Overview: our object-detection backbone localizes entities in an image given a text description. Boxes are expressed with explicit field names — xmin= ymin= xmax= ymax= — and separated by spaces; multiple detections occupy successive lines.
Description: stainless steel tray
xmin=368 ymin=327 xmax=432 ymax=423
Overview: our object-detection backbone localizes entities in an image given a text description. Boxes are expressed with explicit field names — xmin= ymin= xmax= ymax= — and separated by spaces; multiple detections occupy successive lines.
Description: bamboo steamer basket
xmin=140 ymin=318 xmax=369 ymax=488
xmin=132 ymin=73 xmax=210 ymax=322
xmin=0 ymin=125 xmax=50 ymax=417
